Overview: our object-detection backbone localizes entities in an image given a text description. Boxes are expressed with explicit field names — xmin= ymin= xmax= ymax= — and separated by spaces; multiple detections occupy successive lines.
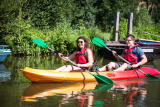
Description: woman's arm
xmin=68 ymin=51 xmax=76 ymax=60
xmin=58 ymin=51 xmax=76 ymax=61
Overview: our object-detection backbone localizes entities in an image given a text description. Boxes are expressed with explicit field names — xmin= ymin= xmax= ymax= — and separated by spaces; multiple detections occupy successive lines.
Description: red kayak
xmin=107 ymin=67 xmax=160 ymax=79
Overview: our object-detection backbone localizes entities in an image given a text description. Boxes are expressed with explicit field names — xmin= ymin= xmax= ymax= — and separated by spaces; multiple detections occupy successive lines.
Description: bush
xmin=3 ymin=20 xmax=111 ymax=55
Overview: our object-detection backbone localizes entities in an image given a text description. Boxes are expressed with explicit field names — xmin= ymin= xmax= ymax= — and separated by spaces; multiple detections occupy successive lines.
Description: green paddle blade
xmin=92 ymin=84 xmax=113 ymax=92
xmin=93 ymin=74 xmax=113 ymax=85
xmin=92 ymin=37 xmax=106 ymax=47
xmin=145 ymin=73 xmax=159 ymax=79
xmin=32 ymin=39 xmax=48 ymax=48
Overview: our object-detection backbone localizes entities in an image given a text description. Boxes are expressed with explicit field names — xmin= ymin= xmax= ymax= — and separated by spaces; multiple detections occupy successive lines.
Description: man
xmin=99 ymin=34 xmax=148 ymax=72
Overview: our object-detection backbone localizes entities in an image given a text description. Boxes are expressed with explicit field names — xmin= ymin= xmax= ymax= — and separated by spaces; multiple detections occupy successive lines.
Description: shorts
xmin=115 ymin=63 xmax=132 ymax=70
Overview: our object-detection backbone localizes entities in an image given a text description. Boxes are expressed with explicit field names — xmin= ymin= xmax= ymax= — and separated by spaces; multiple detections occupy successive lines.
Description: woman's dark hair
xmin=76 ymin=36 xmax=89 ymax=50
xmin=126 ymin=34 xmax=135 ymax=40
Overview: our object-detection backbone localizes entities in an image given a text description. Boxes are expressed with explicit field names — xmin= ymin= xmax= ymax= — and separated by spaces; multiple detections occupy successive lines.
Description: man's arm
xmin=132 ymin=47 xmax=148 ymax=68
xmin=136 ymin=55 xmax=147 ymax=66
xmin=112 ymin=50 xmax=124 ymax=61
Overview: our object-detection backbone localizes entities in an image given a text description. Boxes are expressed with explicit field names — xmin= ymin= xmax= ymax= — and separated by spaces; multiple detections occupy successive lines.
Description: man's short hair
xmin=126 ymin=34 xmax=135 ymax=40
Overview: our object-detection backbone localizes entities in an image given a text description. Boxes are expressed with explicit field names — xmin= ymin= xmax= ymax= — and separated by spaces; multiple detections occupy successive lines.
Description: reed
xmin=4 ymin=22 xmax=111 ymax=55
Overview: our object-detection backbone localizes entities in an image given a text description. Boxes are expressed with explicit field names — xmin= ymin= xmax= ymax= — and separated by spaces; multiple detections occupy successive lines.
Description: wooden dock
xmin=101 ymin=41 xmax=160 ymax=61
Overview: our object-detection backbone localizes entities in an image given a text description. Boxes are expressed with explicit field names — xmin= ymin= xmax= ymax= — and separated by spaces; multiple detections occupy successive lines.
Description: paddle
xmin=92 ymin=37 xmax=159 ymax=79
xmin=92 ymin=84 xmax=113 ymax=92
xmin=32 ymin=39 xmax=113 ymax=84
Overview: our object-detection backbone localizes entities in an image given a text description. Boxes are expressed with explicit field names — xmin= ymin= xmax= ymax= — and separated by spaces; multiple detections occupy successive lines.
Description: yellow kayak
xmin=20 ymin=67 xmax=160 ymax=83
xmin=20 ymin=67 xmax=111 ymax=82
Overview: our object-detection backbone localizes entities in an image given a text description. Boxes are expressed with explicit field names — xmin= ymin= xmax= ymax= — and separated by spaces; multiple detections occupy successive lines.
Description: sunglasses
xmin=77 ymin=41 xmax=84 ymax=43
xmin=126 ymin=40 xmax=133 ymax=42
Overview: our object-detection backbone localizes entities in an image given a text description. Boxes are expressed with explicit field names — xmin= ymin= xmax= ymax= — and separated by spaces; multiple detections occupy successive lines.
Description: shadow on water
xmin=0 ymin=54 xmax=160 ymax=107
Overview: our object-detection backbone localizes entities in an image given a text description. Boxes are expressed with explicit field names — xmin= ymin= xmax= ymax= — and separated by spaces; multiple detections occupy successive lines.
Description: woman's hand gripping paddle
xmin=32 ymin=39 xmax=113 ymax=84
xmin=92 ymin=37 xmax=159 ymax=79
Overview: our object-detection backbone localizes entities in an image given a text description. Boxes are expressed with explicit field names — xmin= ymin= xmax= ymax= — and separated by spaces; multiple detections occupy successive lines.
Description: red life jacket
xmin=75 ymin=48 xmax=94 ymax=64
xmin=124 ymin=44 xmax=140 ymax=64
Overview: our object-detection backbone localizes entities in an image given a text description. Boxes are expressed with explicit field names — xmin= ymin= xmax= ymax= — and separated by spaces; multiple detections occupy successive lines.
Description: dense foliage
xmin=0 ymin=0 xmax=159 ymax=55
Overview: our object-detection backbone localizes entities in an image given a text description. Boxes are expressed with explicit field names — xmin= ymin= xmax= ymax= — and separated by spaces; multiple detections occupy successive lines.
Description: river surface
xmin=0 ymin=54 xmax=160 ymax=107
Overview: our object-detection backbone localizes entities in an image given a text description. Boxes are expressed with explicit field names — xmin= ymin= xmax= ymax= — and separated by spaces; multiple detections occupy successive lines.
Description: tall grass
xmin=3 ymin=18 xmax=160 ymax=55
xmin=4 ymin=21 xmax=111 ymax=55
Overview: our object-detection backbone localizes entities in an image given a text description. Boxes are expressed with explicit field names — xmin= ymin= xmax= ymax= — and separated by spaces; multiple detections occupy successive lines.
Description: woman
xmin=55 ymin=36 xmax=94 ymax=72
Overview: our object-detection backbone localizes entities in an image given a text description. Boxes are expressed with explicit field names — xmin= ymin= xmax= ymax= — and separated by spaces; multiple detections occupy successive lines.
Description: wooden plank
xmin=127 ymin=13 xmax=133 ymax=34
xmin=113 ymin=12 xmax=120 ymax=41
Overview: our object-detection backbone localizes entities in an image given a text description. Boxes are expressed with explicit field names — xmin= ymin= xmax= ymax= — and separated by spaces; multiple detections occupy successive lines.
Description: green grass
xmin=2 ymin=22 xmax=112 ymax=55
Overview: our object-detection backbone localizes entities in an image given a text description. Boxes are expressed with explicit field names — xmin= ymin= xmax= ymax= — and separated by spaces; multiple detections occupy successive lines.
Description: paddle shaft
xmin=48 ymin=47 xmax=94 ymax=75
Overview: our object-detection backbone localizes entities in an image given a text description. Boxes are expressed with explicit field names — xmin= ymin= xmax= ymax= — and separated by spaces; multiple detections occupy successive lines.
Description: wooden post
xmin=127 ymin=13 xmax=133 ymax=35
xmin=113 ymin=12 xmax=120 ymax=41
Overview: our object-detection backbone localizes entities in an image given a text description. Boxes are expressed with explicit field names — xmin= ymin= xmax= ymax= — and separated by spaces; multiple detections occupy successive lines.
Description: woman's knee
xmin=61 ymin=65 xmax=67 ymax=68
xmin=66 ymin=65 xmax=73 ymax=69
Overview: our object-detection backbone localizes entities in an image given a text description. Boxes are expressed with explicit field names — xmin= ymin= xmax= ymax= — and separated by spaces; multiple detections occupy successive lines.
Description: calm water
xmin=0 ymin=54 xmax=160 ymax=107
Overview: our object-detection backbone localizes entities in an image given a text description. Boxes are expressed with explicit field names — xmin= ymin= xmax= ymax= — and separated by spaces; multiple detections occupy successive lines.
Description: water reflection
xmin=110 ymin=79 xmax=148 ymax=107
xmin=21 ymin=82 xmax=98 ymax=102
xmin=0 ymin=63 xmax=11 ymax=82
xmin=21 ymin=79 xmax=148 ymax=107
